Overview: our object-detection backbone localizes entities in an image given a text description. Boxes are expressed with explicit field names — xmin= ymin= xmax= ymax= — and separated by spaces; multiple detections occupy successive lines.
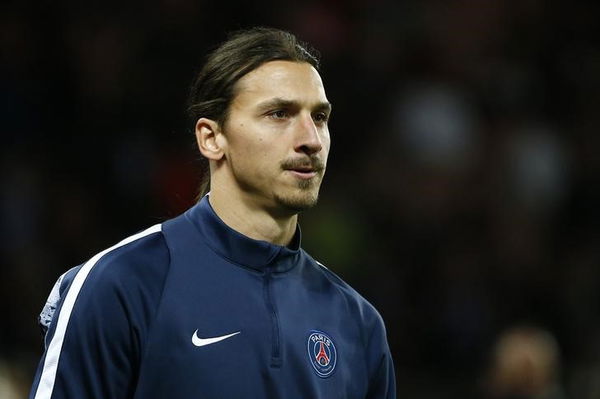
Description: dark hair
xmin=187 ymin=27 xmax=321 ymax=198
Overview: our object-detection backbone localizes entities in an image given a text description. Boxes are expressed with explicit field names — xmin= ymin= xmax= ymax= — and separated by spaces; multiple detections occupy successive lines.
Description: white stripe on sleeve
xmin=33 ymin=224 xmax=162 ymax=399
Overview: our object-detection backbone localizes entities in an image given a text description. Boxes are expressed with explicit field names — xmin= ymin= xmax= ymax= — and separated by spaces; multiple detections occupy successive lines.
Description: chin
xmin=274 ymin=190 xmax=320 ymax=213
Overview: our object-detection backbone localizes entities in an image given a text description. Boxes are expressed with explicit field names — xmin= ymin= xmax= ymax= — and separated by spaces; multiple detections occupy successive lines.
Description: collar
xmin=184 ymin=195 xmax=302 ymax=273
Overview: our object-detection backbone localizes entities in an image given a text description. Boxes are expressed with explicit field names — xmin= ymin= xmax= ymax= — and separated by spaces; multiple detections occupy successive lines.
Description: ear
xmin=195 ymin=118 xmax=225 ymax=160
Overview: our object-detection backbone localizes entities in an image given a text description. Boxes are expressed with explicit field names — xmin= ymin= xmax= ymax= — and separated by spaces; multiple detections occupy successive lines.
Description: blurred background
xmin=1 ymin=0 xmax=599 ymax=397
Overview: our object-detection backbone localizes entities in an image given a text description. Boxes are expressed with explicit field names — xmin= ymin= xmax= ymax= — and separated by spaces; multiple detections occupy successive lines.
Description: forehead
xmin=233 ymin=60 xmax=328 ymax=107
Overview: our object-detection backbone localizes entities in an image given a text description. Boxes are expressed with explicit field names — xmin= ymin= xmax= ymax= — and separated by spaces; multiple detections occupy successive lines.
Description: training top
xmin=29 ymin=196 xmax=396 ymax=399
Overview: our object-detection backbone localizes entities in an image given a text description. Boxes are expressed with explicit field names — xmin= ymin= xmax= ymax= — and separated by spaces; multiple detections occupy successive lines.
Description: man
xmin=29 ymin=27 xmax=396 ymax=399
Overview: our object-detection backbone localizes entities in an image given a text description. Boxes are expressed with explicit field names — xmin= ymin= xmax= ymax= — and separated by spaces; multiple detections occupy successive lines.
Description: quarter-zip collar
xmin=185 ymin=195 xmax=302 ymax=273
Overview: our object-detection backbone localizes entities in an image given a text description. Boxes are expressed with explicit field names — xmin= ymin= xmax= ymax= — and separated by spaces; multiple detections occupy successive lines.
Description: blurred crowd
xmin=1 ymin=0 xmax=599 ymax=397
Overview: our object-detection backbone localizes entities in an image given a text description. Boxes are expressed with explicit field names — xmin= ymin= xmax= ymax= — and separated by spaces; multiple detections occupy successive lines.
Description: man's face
xmin=219 ymin=60 xmax=331 ymax=214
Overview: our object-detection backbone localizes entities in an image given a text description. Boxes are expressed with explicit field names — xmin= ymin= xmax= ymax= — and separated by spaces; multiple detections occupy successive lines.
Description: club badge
xmin=307 ymin=330 xmax=337 ymax=378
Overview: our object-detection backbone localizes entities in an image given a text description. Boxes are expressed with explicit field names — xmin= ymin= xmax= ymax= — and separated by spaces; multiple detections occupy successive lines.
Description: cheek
xmin=251 ymin=136 xmax=271 ymax=160
xmin=321 ymin=132 xmax=332 ymax=155
xmin=227 ymin=122 xmax=260 ymax=156
xmin=230 ymin=133 xmax=273 ymax=172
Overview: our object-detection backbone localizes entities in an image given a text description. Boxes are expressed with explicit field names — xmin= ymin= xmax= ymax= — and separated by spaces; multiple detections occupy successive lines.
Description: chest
xmin=134 ymin=260 xmax=369 ymax=399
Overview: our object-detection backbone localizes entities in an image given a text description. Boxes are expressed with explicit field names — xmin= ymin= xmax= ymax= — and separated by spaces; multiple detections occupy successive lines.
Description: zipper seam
xmin=264 ymin=267 xmax=282 ymax=367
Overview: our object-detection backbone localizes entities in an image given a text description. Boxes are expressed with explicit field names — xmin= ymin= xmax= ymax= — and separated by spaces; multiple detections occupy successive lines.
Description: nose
xmin=294 ymin=113 xmax=323 ymax=155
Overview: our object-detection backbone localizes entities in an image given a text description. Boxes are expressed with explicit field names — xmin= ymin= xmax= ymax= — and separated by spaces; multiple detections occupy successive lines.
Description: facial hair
xmin=275 ymin=155 xmax=326 ymax=212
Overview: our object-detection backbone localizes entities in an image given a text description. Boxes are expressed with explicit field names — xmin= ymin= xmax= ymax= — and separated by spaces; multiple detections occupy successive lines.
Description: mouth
xmin=285 ymin=165 xmax=317 ymax=179
xmin=287 ymin=169 xmax=318 ymax=179
xmin=284 ymin=164 xmax=324 ymax=180
xmin=282 ymin=158 xmax=325 ymax=180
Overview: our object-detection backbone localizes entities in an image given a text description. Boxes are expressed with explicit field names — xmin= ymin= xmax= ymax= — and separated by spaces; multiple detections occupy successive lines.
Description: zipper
xmin=263 ymin=266 xmax=282 ymax=367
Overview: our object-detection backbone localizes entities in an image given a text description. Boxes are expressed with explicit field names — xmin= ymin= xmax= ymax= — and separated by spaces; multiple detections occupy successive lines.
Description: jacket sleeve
xmin=365 ymin=312 xmax=397 ymax=399
xmin=28 ymin=228 xmax=168 ymax=399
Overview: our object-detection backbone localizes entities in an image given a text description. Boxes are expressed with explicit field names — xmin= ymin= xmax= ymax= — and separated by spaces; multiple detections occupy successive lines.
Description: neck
xmin=208 ymin=185 xmax=298 ymax=247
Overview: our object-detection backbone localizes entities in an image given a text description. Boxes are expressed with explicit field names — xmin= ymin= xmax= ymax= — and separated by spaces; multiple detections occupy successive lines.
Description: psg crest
xmin=307 ymin=330 xmax=337 ymax=378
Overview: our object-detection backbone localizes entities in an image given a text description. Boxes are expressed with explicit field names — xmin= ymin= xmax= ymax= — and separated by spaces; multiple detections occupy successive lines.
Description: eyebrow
xmin=256 ymin=97 xmax=332 ymax=113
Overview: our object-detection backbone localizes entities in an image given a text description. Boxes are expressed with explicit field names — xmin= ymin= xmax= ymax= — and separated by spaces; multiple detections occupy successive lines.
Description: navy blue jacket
xmin=29 ymin=196 xmax=396 ymax=398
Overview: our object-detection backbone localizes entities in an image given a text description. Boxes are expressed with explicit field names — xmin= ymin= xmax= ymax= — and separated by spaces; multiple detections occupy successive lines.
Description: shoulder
xmin=89 ymin=224 xmax=170 ymax=282
xmin=73 ymin=224 xmax=172 ymax=311
xmin=302 ymin=251 xmax=386 ymax=330
xmin=40 ymin=225 xmax=171 ymax=334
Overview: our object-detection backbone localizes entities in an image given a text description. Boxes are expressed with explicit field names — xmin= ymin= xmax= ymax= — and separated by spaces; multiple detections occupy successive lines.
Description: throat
xmin=208 ymin=193 xmax=298 ymax=246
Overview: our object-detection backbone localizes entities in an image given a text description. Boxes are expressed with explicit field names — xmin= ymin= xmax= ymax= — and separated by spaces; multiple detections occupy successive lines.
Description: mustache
xmin=280 ymin=156 xmax=325 ymax=172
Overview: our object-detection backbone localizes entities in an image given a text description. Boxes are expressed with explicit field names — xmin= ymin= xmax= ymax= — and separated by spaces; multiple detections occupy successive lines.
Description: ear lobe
xmin=195 ymin=118 xmax=225 ymax=160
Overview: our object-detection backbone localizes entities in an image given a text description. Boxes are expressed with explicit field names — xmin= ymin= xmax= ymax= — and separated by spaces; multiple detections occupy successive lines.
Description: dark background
xmin=1 ymin=1 xmax=599 ymax=397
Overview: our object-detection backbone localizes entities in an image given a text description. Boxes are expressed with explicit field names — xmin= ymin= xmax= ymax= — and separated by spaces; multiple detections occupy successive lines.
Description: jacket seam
xmin=136 ymin=232 xmax=172 ymax=375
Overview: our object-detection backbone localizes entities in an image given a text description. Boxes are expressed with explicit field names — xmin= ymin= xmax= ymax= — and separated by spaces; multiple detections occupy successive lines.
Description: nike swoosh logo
xmin=191 ymin=330 xmax=241 ymax=347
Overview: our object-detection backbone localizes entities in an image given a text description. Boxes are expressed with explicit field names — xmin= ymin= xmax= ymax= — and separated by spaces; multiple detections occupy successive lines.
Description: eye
xmin=269 ymin=110 xmax=288 ymax=120
xmin=313 ymin=112 xmax=329 ymax=124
